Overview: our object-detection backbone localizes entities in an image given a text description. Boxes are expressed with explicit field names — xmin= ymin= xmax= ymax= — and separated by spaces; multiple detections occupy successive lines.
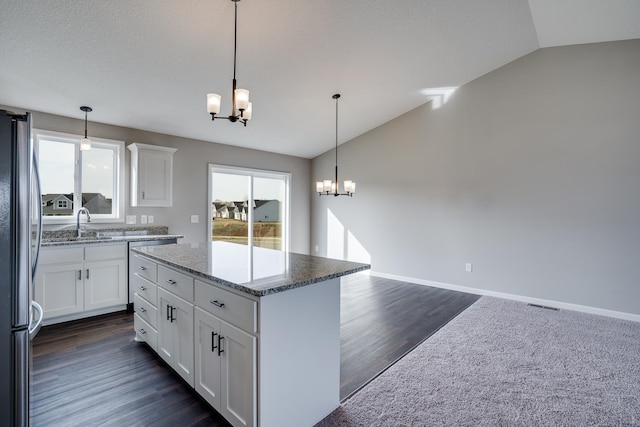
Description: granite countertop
xmin=40 ymin=226 xmax=183 ymax=247
xmin=132 ymin=241 xmax=371 ymax=297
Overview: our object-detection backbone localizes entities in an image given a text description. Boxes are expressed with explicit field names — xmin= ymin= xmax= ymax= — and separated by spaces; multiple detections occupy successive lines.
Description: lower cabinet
xmin=195 ymin=307 xmax=256 ymax=427
xmin=35 ymin=244 xmax=127 ymax=324
xmin=157 ymin=287 xmax=194 ymax=386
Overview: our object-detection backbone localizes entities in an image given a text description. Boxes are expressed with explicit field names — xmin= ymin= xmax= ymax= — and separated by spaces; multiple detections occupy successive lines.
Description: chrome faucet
xmin=76 ymin=208 xmax=91 ymax=237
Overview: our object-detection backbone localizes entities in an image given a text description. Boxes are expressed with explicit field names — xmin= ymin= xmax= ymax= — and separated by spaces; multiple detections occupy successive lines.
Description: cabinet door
xmin=34 ymin=263 xmax=84 ymax=319
xmin=157 ymin=288 xmax=194 ymax=386
xmin=138 ymin=150 xmax=173 ymax=207
xmin=84 ymin=259 xmax=127 ymax=310
xmin=195 ymin=308 xmax=222 ymax=410
xmin=220 ymin=320 xmax=257 ymax=427
xmin=172 ymin=293 xmax=194 ymax=386
xmin=157 ymin=288 xmax=175 ymax=366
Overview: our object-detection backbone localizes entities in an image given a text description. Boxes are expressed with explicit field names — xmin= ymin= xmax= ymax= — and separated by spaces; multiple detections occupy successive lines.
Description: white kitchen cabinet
xmin=35 ymin=261 xmax=84 ymax=319
xmin=157 ymin=287 xmax=194 ymax=386
xmin=195 ymin=307 xmax=256 ymax=427
xmin=84 ymin=259 xmax=127 ymax=311
xmin=35 ymin=243 xmax=127 ymax=325
xmin=128 ymin=142 xmax=177 ymax=207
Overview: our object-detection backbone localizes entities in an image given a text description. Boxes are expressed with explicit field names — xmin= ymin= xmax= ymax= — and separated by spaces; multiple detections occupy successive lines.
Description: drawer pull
xmin=210 ymin=300 xmax=225 ymax=308
xmin=138 ymin=328 xmax=146 ymax=335
xmin=139 ymin=307 xmax=147 ymax=313
xmin=138 ymin=266 xmax=147 ymax=271
xmin=166 ymin=279 xmax=177 ymax=285
xmin=78 ymin=270 xmax=82 ymax=280
xmin=212 ymin=332 xmax=218 ymax=352
xmin=139 ymin=285 xmax=147 ymax=291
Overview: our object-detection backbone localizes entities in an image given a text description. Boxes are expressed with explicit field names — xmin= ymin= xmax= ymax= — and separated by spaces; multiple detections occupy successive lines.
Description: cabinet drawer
xmin=195 ymin=280 xmax=257 ymax=333
xmin=131 ymin=274 xmax=157 ymax=306
xmin=85 ymin=243 xmax=126 ymax=261
xmin=158 ymin=265 xmax=194 ymax=302
xmin=134 ymin=293 xmax=158 ymax=328
xmin=39 ymin=247 xmax=84 ymax=265
xmin=134 ymin=313 xmax=157 ymax=352
xmin=131 ymin=254 xmax=158 ymax=283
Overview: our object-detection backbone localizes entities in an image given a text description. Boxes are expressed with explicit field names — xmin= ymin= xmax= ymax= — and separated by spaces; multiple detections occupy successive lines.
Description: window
xmin=208 ymin=164 xmax=290 ymax=252
xmin=34 ymin=129 xmax=125 ymax=223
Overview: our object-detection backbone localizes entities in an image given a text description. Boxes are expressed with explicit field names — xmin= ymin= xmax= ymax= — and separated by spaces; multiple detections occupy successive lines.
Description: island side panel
xmin=258 ymin=278 xmax=340 ymax=427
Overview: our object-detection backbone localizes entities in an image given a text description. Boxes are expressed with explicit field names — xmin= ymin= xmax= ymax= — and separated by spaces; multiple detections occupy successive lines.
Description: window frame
xmin=33 ymin=129 xmax=125 ymax=224
xmin=208 ymin=164 xmax=291 ymax=253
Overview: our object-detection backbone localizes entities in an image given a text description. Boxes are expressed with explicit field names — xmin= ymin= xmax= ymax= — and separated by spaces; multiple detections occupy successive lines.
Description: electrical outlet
xmin=148 ymin=215 xmax=154 ymax=224
xmin=126 ymin=215 xmax=136 ymax=224
xmin=465 ymin=263 xmax=473 ymax=272
xmin=140 ymin=215 xmax=147 ymax=224
xmin=314 ymin=245 xmax=319 ymax=252
xmin=191 ymin=215 xmax=199 ymax=224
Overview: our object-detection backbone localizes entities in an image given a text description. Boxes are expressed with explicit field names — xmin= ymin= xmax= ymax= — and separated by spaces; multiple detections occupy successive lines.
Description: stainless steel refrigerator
xmin=1 ymin=109 xmax=44 ymax=426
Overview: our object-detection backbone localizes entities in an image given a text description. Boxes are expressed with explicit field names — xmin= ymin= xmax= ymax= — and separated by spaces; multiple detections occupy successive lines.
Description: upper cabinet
xmin=128 ymin=143 xmax=177 ymax=207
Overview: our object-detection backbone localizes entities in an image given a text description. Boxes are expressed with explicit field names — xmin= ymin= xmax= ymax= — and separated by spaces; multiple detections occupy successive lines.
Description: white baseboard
xmin=41 ymin=305 xmax=128 ymax=326
xmin=367 ymin=270 xmax=640 ymax=323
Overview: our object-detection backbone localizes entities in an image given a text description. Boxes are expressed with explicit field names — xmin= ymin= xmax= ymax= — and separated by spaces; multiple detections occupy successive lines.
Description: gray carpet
xmin=316 ymin=296 xmax=640 ymax=426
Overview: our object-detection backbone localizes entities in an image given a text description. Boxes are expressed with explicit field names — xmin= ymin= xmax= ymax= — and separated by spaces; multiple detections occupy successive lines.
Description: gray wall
xmin=3 ymin=107 xmax=311 ymax=253
xmin=311 ymin=39 xmax=640 ymax=315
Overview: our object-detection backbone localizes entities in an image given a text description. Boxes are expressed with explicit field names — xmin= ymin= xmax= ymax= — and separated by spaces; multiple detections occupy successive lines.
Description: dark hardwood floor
xmin=31 ymin=313 xmax=230 ymax=427
xmin=30 ymin=275 xmax=479 ymax=425
xmin=339 ymin=274 xmax=480 ymax=399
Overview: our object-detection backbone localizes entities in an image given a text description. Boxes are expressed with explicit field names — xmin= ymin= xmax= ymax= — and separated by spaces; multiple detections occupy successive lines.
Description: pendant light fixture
xmin=316 ymin=94 xmax=356 ymax=197
xmin=206 ymin=0 xmax=252 ymax=126
xmin=79 ymin=106 xmax=92 ymax=151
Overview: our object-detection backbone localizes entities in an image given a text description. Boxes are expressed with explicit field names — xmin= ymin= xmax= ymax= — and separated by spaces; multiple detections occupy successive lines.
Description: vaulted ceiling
xmin=1 ymin=0 xmax=639 ymax=158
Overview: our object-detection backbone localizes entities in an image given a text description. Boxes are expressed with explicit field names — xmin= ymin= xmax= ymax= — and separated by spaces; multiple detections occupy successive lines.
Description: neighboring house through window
xmin=208 ymin=164 xmax=290 ymax=252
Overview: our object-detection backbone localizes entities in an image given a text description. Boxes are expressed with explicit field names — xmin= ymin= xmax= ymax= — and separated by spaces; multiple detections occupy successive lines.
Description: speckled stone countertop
xmin=41 ymin=226 xmax=183 ymax=247
xmin=132 ymin=241 xmax=370 ymax=297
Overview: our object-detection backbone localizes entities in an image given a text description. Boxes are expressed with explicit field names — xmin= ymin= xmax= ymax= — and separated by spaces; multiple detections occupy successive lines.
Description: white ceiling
xmin=1 ymin=0 xmax=638 ymax=159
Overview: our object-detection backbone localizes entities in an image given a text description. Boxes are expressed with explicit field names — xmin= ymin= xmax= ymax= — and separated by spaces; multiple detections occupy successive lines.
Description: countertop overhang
xmin=132 ymin=242 xmax=371 ymax=297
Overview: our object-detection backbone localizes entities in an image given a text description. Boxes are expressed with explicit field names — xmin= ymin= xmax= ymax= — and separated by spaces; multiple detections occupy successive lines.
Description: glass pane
xmin=211 ymin=172 xmax=250 ymax=245
xmin=38 ymin=139 xmax=75 ymax=216
xmin=253 ymin=176 xmax=284 ymax=250
xmin=82 ymin=146 xmax=114 ymax=215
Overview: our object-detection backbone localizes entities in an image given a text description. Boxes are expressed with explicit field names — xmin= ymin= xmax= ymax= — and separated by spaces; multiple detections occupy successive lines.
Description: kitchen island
xmin=131 ymin=241 xmax=370 ymax=427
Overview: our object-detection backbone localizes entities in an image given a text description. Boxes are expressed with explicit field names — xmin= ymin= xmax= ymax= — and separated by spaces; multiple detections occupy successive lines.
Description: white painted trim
xmin=368 ymin=270 xmax=640 ymax=323
xmin=41 ymin=305 xmax=127 ymax=326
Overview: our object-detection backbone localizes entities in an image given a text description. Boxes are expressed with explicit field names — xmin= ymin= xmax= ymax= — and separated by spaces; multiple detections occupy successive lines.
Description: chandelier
xmin=206 ymin=0 xmax=252 ymax=126
xmin=316 ymin=94 xmax=356 ymax=197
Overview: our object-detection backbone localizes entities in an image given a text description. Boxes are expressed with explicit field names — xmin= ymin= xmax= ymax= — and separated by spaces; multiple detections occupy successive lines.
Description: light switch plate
xmin=191 ymin=215 xmax=199 ymax=223
xmin=126 ymin=215 xmax=136 ymax=224
xmin=148 ymin=215 xmax=154 ymax=224
xmin=140 ymin=215 xmax=148 ymax=224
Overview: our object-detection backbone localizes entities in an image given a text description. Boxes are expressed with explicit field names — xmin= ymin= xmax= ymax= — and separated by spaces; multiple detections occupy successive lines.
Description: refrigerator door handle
xmin=32 ymin=151 xmax=43 ymax=280
xmin=28 ymin=300 xmax=43 ymax=340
